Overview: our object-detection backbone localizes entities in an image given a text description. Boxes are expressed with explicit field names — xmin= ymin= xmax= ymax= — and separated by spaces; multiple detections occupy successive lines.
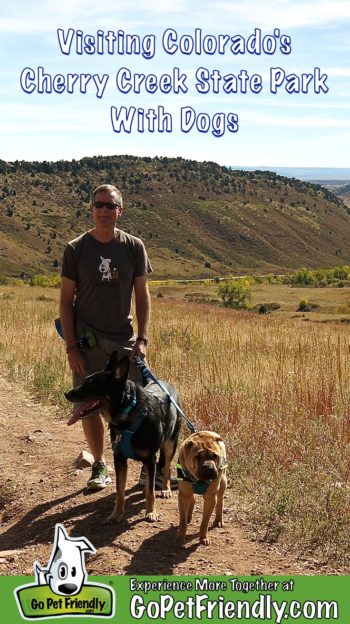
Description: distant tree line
xmin=0 ymin=156 xmax=344 ymax=207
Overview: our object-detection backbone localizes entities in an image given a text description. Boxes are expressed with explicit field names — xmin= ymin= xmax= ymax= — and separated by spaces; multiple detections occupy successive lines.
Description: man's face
xmin=92 ymin=190 xmax=123 ymax=228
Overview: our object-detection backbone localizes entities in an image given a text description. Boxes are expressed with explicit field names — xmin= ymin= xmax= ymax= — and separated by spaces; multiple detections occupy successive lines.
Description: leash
xmin=55 ymin=316 xmax=197 ymax=434
xmin=135 ymin=357 xmax=197 ymax=434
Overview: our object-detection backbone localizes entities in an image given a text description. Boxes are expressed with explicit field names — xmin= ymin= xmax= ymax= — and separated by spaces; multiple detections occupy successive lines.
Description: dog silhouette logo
xmin=14 ymin=523 xmax=115 ymax=620
xmin=34 ymin=524 xmax=95 ymax=596
xmin=99 ymin=256 xmax=112 ymax=281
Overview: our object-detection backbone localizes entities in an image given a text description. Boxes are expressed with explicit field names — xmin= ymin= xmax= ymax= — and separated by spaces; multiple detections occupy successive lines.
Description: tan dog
xmin=176 ymin=430 xmax=227 ymax=545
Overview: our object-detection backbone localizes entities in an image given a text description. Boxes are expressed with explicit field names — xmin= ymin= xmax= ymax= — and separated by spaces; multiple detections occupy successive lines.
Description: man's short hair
xmin=92 ymin=184 xmax=123 ymax=207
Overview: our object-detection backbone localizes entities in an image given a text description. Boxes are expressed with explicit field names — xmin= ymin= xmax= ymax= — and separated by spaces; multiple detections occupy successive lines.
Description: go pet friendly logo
xmin=15 ymin=524 xmax=115 ymax=619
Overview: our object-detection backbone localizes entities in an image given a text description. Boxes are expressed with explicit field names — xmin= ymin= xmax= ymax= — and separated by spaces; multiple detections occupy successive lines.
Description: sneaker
xmin=87 ymin=461 xmax=112 ymax=491
xmin=139 ymin=467 xmax=178 ymax=491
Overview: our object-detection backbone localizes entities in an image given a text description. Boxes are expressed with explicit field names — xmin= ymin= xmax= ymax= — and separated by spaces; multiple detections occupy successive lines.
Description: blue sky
xmin=1 ymin=0 xmax=350 ymax=167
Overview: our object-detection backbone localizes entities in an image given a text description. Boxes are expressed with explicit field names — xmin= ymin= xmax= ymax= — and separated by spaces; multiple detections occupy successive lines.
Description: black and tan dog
xmin=65 ymin=351 xmax=181 ymax=523
xmin=176 ymin=430 xmax=227 ymax=545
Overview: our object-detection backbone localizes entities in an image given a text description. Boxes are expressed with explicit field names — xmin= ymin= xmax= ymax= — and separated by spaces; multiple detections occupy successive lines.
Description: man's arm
xmin=59 ymin=276 xmax=77 ymax=348
xmin=59 ymin=276 xmax=87 ymax=376
xmin=132 ymin=275 xmax=151 ymax=358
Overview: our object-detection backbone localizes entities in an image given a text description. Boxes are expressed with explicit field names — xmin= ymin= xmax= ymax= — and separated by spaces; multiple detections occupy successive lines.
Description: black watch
xmin=136 ymin=336 xmax=148 ymax=346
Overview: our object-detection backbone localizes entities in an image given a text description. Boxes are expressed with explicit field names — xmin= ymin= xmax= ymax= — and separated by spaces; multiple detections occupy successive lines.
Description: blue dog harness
xmin=176 ymin=457 xmax=228 ymax=496
xmin=110 ymin=384 xmax=167 ymax=459
xmin=112 ymin=382 xmax=169 ymax=459
xmin=111 ymin=388 xmax=146 ymax=460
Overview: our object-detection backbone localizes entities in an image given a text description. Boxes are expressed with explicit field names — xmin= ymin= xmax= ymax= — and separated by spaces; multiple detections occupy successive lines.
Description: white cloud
xmin=242 ymin=110 xmax=350 ymax=128
xmin=0 ymin=0 xmax=188 ymax=34
xmin=212 ymin=0 xmax=350 ymax=29
xmin=325 ymin=67 xmax=350 ymax=77
xmin=0 ymin=102 xmax=107 ymax=131
xmin=2 ymin=0 xmax=350 ymax=36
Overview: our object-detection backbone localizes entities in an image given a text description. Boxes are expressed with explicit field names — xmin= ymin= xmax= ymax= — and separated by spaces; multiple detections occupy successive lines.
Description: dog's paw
xmin=200 ymin=536 xmax=210 ymax=545
xmin=175 ymin=532 xmax=186 ymax=545
xmin=213 ymin=519 xmax=224 ymax=528
xmin=145 ymin=511 xmax=158 ymax=522
xmin=161 ymin=489 xmax=172 ymax=499
xmin=104 ymin=511 xmax=124 ymax=524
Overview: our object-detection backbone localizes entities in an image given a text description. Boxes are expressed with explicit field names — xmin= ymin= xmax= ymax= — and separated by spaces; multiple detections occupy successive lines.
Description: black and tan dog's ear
xmin=106 ymin=351 xmax=119 ymax=373
xmin=115 ymin=356 xmax=130 ymax=380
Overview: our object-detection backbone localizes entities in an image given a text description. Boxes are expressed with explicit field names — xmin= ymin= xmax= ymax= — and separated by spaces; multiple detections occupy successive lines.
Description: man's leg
xmin=82 ymin=413 xmax=106 ymax=463
xmin=78 ymin=338 xmax=137 ymax=489
xmin=73 ymin=336 xmax=145 ymax=490
xmin=71 ymin=330 xmax=112 ymax=491
xmin=82 ymin=413 xmax=111 ymax=490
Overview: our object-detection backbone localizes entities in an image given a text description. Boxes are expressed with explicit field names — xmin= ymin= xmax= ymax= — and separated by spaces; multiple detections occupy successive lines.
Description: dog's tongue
xmin=67 ymin=400 xmax=102 ymax=426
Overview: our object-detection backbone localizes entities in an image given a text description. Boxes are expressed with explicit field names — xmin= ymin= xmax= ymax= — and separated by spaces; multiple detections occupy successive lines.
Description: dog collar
xmin=176 ymin=456 xmax=228 ymax=496
xmin=120 ymin=386 xmax=137 ymax=415
xmin=220 ymin=457 xmax=228 ymax=470
xmin=176 ymin=464 xmax=211 ymax=495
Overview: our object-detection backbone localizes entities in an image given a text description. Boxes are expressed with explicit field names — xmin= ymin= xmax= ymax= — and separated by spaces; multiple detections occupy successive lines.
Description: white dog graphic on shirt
xmin=99 ymin=256 xmax=112 ymax=281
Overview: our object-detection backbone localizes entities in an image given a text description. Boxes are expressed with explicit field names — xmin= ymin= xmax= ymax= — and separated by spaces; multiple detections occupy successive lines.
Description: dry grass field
xmin=1 ymin=281 xmax=350 ymax=566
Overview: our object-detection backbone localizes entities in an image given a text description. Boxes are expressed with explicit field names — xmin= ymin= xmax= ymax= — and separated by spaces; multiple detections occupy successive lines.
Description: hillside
xmin=0 ymin=155 xmax=349 ymax=279
xmin=336 ymin=184 xmax=350 ymax=209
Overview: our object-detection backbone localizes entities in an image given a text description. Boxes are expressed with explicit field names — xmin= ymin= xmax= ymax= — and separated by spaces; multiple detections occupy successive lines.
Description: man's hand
xmin=67 ymin=348 xmax=88 ymax=377
xmin=131 ymin=338 xmax=147 ymax=360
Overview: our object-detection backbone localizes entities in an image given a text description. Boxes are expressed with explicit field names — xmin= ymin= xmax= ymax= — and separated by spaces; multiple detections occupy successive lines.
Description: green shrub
xmin=283 ymin=265 xmax=350 ymax=287
xmin=218 ymin=279 xmax=252 ymax=309
xmin=298 ymin=299 xmax=309 ymax=311
xmin=294 ymin=268 xmax=315 ymax=285
xmin=29 ymin=274 xmax=61 ymax=288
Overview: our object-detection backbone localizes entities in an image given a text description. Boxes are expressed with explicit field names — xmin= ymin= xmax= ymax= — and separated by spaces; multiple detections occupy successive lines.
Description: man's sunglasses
xmin=93 ymin=201 xmax=121 ymax=210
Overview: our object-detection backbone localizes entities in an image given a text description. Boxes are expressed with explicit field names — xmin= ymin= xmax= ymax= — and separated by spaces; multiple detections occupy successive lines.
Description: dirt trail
xmin=0 ymin=375 xmax=335 ymax=577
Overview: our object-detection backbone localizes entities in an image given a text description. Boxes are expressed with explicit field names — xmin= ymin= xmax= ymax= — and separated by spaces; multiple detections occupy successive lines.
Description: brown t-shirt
xmin=61 ymin=229 xmax=152 ymax=341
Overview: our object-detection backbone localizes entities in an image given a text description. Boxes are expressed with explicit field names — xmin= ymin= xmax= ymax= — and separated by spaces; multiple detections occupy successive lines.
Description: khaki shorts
xmin=72 ymin=326 xmax=145 ymax=418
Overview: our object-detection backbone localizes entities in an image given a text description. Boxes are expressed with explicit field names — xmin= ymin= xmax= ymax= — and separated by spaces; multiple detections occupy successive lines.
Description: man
xmin=60 ymin=183 xmax=151 ymax=490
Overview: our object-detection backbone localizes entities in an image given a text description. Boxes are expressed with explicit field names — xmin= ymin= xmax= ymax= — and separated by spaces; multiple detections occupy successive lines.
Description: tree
xmin=217 ymin=279 xmax=252 ymax=309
